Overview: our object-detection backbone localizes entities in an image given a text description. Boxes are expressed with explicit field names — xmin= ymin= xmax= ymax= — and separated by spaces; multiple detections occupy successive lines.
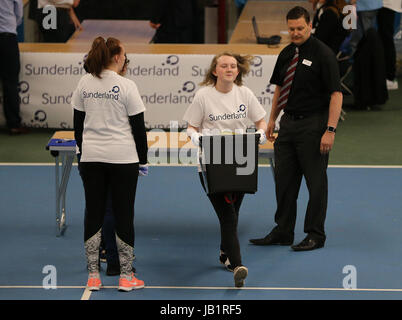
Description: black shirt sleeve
xmin=73 ymin=109 xmax=85 ymax=154
xmin=129 ymin=112 xmax=148 ymax=165
xmin=270 ymin=58 xmax=282 ymax=86
xmin=320 ymin=45 xmax=341 ymax=94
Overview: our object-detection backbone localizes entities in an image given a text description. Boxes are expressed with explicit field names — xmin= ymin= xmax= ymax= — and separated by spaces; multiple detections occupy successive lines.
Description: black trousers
xmin=0 ymin=33 xmax=21 ymax=129
xmin=377 ymin=7 xmax=396 ymax=81
xmin=80 ymin=162 xmax=139 ymax=247
xmin=272 ymin=112 xmax=329 ymax=241
xmin=199 ymin=173 xmax=245 ymax=268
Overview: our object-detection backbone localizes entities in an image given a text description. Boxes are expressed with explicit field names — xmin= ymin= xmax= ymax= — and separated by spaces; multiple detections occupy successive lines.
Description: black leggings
xmin=80 ymin=162 xmax=139 ymax=247
xmin=199 ymin=173 xmax=245 ymax=268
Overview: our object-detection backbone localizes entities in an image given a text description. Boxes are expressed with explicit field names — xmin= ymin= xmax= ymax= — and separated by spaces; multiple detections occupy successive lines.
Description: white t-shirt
xmin=72 ymin=69 xmax=146 ymax=163
xmin=183 ymin=85 xmax=266 ymax=134
xmin=38 ymin=0 xmax=74 ymax=9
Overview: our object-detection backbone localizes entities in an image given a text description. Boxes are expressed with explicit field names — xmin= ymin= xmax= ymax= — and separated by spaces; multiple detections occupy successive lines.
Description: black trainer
xmin=219 ymin=250 xmax=234 ymax=272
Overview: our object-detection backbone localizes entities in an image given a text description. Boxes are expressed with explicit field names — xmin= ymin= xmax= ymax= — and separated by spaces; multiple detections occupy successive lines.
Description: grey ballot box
xmin=199 ymin=134 xmax=260 ymax=195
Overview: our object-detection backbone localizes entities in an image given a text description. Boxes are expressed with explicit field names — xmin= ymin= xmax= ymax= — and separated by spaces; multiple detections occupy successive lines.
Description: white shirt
xmin=183 ymin=85 xmax=266 ymax=134
xmin=382 ymin=0 xmax=402 ymax=12
xmin=72 ymin=69 xmax=146 ymax=163
xmin=38 ymin=0 xmax=74 ymax=9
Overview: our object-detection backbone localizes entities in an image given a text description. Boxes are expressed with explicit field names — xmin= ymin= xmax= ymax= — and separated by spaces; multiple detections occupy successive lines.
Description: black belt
xmin=0 ymin=32 xmax=17 ymax=38
xmin=284 ymin=111 xmax=326 ymax=120
xmin=284 ymin=112 xmax=310 ymax=120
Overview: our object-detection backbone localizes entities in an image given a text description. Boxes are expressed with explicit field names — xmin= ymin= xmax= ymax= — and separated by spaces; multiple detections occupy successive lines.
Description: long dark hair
xmin=324 ymin=0 xmax=347 ymax=18
xmin=84 ymin=37 xmax=122 ymax=78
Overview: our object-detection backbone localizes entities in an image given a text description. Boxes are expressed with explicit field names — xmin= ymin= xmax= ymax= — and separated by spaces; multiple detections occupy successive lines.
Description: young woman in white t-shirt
xmin=183 ymin=52 xmax=268 ymax=287
xmin=72 ymin=37 xmax=147 ymax=292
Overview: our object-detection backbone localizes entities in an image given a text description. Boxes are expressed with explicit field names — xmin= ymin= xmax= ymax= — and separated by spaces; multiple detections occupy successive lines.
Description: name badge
xmin=302 ymin=59 xmax=312 ymax=66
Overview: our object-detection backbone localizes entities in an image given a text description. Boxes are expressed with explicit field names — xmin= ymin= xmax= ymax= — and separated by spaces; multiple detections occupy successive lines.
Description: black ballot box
xmin=199 ymin=133 xmax=259 ymax=195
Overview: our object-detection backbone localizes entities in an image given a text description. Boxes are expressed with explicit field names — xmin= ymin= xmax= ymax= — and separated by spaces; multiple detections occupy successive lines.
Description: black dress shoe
xmin=249 ymin=232 xmax=293 ymax=246
xmin=291 ymin=237 xmax=324 ymax=251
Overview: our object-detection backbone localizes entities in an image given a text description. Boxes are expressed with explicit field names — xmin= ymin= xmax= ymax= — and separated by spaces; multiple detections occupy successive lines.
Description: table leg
xmin=55 ymin=151 xmax=74 ymax=236
xmin=269 ymin=157 xmax=275 ymax=179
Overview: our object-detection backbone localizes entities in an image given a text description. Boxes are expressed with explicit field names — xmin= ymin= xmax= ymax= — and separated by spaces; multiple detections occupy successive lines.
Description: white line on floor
xmin=80 ymin=288 xmax=92 ymax=300
xmin=2 ymin=285 xmax=402 ymax=293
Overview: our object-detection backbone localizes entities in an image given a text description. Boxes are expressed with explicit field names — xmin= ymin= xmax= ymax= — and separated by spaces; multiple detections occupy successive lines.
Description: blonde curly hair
xmin=200 ymin=52 xmax=254 ymax=87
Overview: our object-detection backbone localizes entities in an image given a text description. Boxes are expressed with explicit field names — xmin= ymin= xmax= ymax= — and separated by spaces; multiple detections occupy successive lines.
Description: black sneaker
xmin=219 ymin=250 xmax=234 ymax=272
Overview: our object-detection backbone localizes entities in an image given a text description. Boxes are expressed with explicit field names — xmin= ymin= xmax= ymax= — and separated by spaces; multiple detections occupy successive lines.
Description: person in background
xmin=347 ymin=0 xmax=382 ymax=57
xmin=72 ymin=37 xmax=148 ymax=292
xmin=311 ymin=0 xmax=349 ymax=54
xmin=377 ymin=0 xmax=402 ymax=90
xmin=0 ymin=0 xmax=28 ymax=135
xmin=183 ymin=52 xmax=268 ymax=287
xmin=249 ymin=6 xmax=342 ymax=251
xmin=149 ymin=0 xmax=199 ymax=43
xmin=37 ymin=0 xmax=82 ymax=42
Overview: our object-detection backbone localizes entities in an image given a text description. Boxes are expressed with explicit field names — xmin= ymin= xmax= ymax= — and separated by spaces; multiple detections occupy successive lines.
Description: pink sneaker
xmin=86 ymin=273 xmax=102 ymax=291
xmin=118 ymin=273 xmax=145 ymax=291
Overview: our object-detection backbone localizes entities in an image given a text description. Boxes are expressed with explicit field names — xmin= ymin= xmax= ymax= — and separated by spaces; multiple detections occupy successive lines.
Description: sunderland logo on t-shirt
xmin=208 ymin=104 xmax=247 ymax=121
xmin=83 ymin=85 xmax=120 ymax=100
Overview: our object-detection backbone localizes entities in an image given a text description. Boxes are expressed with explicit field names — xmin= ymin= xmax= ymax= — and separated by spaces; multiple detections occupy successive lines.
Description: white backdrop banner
xmin=0 ymin=53 xmax=279 ymax=129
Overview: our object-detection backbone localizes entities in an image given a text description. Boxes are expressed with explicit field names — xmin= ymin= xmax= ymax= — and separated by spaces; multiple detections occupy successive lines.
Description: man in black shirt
xmin=250 ymin=6 xmax=342 ymax=251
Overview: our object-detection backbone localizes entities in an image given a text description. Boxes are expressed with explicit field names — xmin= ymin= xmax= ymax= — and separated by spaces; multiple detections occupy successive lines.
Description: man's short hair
xmin=286 ymin=6 xmax=310 ymax=23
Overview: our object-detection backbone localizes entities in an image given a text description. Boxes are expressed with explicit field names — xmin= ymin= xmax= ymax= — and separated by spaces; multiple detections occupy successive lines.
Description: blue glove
xmin=139 ymin=164 xmax=149 ymax=176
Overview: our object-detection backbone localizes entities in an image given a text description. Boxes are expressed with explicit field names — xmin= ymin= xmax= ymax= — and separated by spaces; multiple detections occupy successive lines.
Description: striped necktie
xmin=277 ymin=47 xmax=299 ymax=110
